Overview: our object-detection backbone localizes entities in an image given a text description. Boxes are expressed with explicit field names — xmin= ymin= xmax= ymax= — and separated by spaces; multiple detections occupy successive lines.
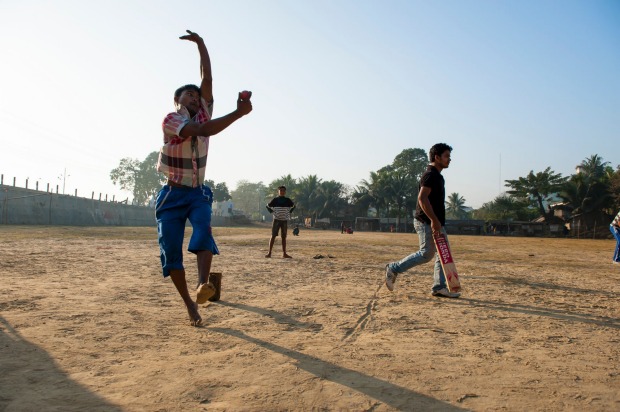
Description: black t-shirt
xmin=414 ymin=165 xmax=446 ymax=226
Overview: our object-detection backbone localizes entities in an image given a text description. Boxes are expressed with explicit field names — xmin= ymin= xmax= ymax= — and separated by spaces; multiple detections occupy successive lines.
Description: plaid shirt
xmin=613 ymin=210 xmax=620 ymax=227
xmin=157 ymin=98 xmax=214 ymax=187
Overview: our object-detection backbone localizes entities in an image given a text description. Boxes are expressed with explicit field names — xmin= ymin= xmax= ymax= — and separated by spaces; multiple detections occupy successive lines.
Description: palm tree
xmin=268 ymin=174 xmax=297 ymax=194
xmin=560 ymin=173 xmax=613 ymax=221
xmin=382 ymin=169 xmax=411 ymax=228
xmin=315 ymin=180 xmax=346 ymax=218
xmin=577 ymin=154 xmax=609 ymax=181
xmin=446 ymin=193 xmax=468 ymax=220
xmin=562 ymin=155 xmax=615 ymax=231
xmin=293 ymin=175 xmax=322 ymax=222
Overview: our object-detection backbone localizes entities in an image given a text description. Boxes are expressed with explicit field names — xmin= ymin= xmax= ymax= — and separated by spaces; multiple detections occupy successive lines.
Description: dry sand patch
xmin=0 ymin=225 xmax=619 ymax=411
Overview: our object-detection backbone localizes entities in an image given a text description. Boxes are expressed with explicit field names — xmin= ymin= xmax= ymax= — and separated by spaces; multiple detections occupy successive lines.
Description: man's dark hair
xmin=174 ymin=84 xmax=201 ymax=99
xmin=278 ymin=186 xmax=286 ymax=191
xmin=429 ymin=143 xmax=453 ymax=162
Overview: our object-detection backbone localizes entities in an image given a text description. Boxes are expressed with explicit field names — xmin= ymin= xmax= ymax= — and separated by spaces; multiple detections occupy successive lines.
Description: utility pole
xmin=58 ymin=168 xmax=70 ymax=194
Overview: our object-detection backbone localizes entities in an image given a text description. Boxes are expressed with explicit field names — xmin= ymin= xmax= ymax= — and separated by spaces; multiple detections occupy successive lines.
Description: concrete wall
xmin=0 ymin=185 xmax=154 ymax=226
xmin=0 ymin=185 xmax=246 ymax=227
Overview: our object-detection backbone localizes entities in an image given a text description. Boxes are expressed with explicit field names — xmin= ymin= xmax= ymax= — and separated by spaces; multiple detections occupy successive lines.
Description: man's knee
xmin=419 ymin=248 xmax=436 ymax=262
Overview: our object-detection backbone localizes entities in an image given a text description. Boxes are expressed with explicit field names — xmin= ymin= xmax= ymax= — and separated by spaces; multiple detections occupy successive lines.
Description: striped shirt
xmin=612 ymin=210 xmax=620 ymax=227
xmin=267 ymin=196 xmax=295 ymax=221
xmin=157 ymin=98 xmax=214 ymax=188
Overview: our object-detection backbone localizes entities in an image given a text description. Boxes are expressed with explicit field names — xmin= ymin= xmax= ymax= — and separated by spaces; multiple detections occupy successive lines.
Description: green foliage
xmin=610 ymin=165 xmax=620 ymax=211
xmin=504 ymin=167 xmax=567 ymax=221
xmin=392 ymin=148 xmax=428 ymax=182
xmin=560 ymin=155 xmax=614 ymax=215
xmin=230 ymin=180 xmax=268 ymax=220
xmin=204 ymin=179 xmax=232 ymax=202
xmin=446 ymin=193 xmax=469 ymax=220
xmin=351 ymin=147 xmax=430 ymax=221
xmin=268 ymin=174 xmax=297 ymax=194
xmin=110 ymin=151 xmax=165 ymax=205
xmin=292 ymin=175 xmax=322 ymax=219
xmin=231 ymin=175 xmax=350 ymax=222
xmin=473 ymin=194 xmax=537 ymax=221
xmin=112 ymin=149 xmax=619 ymax=223
xmin=314 ymin=180 xmax=347 ymax=218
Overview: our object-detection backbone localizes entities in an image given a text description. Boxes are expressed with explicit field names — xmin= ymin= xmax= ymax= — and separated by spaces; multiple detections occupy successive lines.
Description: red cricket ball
xmin=240 ymin=90 xmax=252 ymax=100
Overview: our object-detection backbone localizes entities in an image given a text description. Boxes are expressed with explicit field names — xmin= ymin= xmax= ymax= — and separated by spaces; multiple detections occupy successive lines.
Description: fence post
xmin=25 ymin=178 xmax=29 ymax=189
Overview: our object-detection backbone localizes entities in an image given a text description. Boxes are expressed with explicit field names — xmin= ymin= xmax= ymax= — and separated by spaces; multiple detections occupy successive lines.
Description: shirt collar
xmin=177 ymin=103 xmax=190 ymax=118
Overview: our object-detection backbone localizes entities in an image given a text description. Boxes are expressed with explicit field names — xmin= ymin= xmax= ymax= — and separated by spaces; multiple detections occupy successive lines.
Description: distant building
xmin=213 ymin=200 xmax=234 ymax=217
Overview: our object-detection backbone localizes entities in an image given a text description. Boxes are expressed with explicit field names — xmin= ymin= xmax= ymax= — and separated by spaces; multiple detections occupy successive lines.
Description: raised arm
xmin=180 ymin=30 xmax=213 ymax=103
xmin=179 ymin=92 xmax=252 ymax=138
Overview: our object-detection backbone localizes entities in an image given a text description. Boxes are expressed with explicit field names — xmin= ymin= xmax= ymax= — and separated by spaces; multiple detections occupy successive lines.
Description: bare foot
xmin=196 ymin=282 xmax=216 ymax=304
xmin=187 ymin=302 xmax=202 ymax=327
xmin=265 ymin=253 xmax=271 ymax=258
xmin=283 ymin=254 xmax=292 ymax=258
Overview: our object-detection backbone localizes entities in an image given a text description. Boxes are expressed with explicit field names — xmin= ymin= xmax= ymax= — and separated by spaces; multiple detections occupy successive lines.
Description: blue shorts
xmin=155 ymin=184 xmax=219 ymax=278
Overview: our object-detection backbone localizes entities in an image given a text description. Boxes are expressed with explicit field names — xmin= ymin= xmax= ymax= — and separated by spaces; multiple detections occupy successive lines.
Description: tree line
xmin=110 ymin=151 xmax=620 ymax=226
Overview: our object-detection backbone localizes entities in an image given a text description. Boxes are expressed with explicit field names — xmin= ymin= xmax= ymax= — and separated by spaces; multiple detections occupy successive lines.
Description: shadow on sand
xmin=447 ymin=298 xmax=620 ymax=329
xmin=210 ymin=326 xmax=465 ymax=411
xmin=0 ymin=317 xmax=122 ymax=412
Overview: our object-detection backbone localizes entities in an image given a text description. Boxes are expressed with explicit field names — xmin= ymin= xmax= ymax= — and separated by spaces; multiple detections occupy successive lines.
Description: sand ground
xmin=0 ymin=225 xmax=619 ymax=411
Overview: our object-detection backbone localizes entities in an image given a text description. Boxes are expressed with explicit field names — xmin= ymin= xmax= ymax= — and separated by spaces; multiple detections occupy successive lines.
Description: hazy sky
xmin=1 ymin=0 xmax=618 ymax=207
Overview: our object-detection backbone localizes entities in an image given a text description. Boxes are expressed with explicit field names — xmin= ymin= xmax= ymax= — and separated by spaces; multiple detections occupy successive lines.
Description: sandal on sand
xmin=196 ymin=282 xmax=216 ymax=304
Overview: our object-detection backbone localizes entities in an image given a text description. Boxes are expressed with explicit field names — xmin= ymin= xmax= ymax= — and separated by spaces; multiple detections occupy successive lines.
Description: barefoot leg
xmin=170 ymin=269 xmax=202 ymax=326
xmin=187 ymin=302 xmax=202 ymax=327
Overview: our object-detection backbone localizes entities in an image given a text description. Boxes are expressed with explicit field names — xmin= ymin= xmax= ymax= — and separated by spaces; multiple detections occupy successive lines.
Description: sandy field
xmin=1 ymin=225 xmax=619 ymax=411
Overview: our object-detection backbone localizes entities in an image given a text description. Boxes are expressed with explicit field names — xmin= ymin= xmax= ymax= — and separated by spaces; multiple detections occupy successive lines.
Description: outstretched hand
xmin=179 ymin=30 xmax=203 ymax=44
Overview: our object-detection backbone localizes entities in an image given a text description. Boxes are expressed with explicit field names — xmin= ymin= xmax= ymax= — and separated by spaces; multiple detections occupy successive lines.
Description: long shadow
xmin=471 ymin=274 xmax=617 ymax=297
xmin=0 ymin=317 xmax=122 ymax=412
xmin=217 ymin=301 xmax=322 ymax=330
xmin=450 ymin=298 xmax=620 ymax=329
xmin=210 ymin=327 xmax=465 ymax=411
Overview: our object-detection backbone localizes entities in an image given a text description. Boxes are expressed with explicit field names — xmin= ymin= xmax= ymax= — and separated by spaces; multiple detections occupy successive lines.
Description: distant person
xmin=154 ymin=30 xmax=252 ymax=327
xmin=265 ymin=186 xmax=295 ymax=258
xmin=611 ymin=209 xmax=620 ymax=265
xmin=341 ymin=221 xmax=345 ymax=234
xmin=384 ymin=143 xmax=461 ymax=298
xmin=293 ymin=225 xmax=300 ymax=236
